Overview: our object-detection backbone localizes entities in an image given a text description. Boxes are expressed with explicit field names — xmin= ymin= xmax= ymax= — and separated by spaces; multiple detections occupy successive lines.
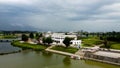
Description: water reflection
xmin=0 ymin=50 xmax=119 ymax=68
xmin=84 ymin=60 xmax=119 ymax=68
xmin=63 ymin=56 xmax=71 ymax=66
xmin=35 ymin=51 xmax=41 ymax=54
xmin=42 ymin=51 xmax=53 ymax=57
xmin=22 ymin=50 xmax=31 ymax=55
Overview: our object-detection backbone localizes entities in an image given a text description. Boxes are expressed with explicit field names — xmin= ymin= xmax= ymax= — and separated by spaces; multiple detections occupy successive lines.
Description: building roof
xmin=52 ymin=33 xmax=77 ymax=38
xmin=94 ymin=51 xmax=120 ymax=58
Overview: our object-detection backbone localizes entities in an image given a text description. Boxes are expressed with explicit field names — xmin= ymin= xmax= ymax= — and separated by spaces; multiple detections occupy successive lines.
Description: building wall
xmin=84 ymin=52 xmax=120 ymax=65
xmin=70 ymin=40 xmax=82 ymax=48
xmin=71 ymin=40 xmax=81 ymax=45
xmin=51 ymin=33 xmax=78 ymax=45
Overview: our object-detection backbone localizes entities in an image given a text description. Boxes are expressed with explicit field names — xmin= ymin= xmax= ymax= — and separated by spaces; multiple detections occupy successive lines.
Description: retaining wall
xmin=84 ymin=52 xmax=120 ymax=66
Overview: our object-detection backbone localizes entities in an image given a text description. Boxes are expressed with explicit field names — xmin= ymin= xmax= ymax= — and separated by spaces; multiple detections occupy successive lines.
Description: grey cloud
xmin=0 ymin=0 xmax=120 ymax=32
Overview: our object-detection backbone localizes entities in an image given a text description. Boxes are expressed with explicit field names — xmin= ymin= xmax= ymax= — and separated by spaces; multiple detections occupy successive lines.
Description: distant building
xmin=51 ymin=33 xmax=65 ymax=45
xmin=51 ymin=33 xmax=82 ymax=47
xmin=44 ymin=31 xmax=52 ymax=37
xmin=67 ymin=31 xmax=77 ymax=35
xmin=43 ymin=32 xmax=82 ymax=47
xmin=70 ymin=40 xmax=82 ymax=48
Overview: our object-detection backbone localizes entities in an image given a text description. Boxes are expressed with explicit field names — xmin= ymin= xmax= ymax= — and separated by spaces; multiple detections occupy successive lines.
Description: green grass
xmin=11 ymin=41 xmax=47 ymax=51
xmin=82 ymin=37 xmax=103 ymax=47
xmin=80 ymin=36 xmax=120 ymax=50
xmin=110 ymin=42 xmax=120 ymax=50
xmin=111 ymin=43 xmax=120 ymax=50
xmin=4 ymin=35 xmax=17 ymax=39
xmin=51 ymin=46 xmax=78 ymax=54
xmin=100 ymin=41 xmax=120 ymax=50
xmin=0 ymin=36 xmax=3 ymax=39
xmin=0 ymin=35 xmax=17 ymax=39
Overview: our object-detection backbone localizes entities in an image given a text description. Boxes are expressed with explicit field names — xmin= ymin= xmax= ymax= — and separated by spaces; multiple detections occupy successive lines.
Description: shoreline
xmin=84 ymin=57 xmax=120 ymax=66
xmin=84 ymin=51 xmax=120 ymax=66
xmin=45 ymin=45 xmax=82 ymax=59
xmin=0 ymin=50 xmax=21 ymax=55
xmin=10 ymin=41 xmax=120 ymax=66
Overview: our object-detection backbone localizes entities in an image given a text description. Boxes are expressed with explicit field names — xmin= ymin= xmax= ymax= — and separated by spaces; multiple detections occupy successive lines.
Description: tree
xmin=86 ymin=33 xmax=89 ymax=37
xmin=42 ymin=37 xmax=46 ymax=44
xmin=42 ymin=37 xmax=53 ymax=45
xmin=35 ymin=33 xmax=39 ymax=38
xmin=63 ymin=37 xmax=72 ymax=48
xmin=22 ymin=34 xmax=28 ymax=41
xmin=29 ymin=33 xmax=34 ymax=39
xmin=100 ymin=36 xmax=103 ymax=40
xmin=103 ymin=39 xmax=111 ymax=50
xmin=65 ymin=32 xmax=67 ymax=35
xmin=46 ymin=37 xmax=53 ymax=45
xmin=35 ymin=33 xmax=39 ymax=40
xmin=39 ymin=33 xmax=43 ymax=37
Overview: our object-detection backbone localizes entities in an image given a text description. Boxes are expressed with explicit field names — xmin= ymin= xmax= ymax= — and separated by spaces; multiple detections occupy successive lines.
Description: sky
xmin=0 ymin=0 xmax=120 ymax=32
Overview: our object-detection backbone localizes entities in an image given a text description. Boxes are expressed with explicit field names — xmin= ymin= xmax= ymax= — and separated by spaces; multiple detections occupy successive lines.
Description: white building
xmin=44 ymin=31 xmax=52 ymax=37
xmin=51 ymin=33 xmax=82 ymax=47
xmin=70 ymin=40 xmax=82 ymax=48
xmin=51 ymin=33 xmax=65 ymax=45
xmin=67 ymin=31 xmax=77 ymax=35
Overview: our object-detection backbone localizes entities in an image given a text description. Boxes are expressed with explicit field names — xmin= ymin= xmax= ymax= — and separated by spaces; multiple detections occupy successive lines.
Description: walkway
xmin=75 ymin=50 xmax=85 ymax=58
xmin=45 ymin=45 xmax=81 ymax=59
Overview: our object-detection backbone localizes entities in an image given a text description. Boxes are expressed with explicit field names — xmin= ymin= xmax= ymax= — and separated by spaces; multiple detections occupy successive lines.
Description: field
xmin=80 ymin=36 xmax=120 ymax=50
xmin=81 ymin=37 xmax=103 ymax=47
xmin=11 ymin=41 xmax=47 ymax=51
xmin=51 ymin=46 xmax=78 ymax=53
xmin=110 ymin=42 xmax=120 ymax=50
xmin=0 ymin=35 xmax=17 ymax=39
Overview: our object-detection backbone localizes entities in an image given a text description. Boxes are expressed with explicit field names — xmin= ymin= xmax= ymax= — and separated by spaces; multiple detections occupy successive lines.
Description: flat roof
xmin=93 ymin=51 xmax=120 ymax=58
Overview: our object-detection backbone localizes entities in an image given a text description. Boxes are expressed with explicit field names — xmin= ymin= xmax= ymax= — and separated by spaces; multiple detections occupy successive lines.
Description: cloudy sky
xmin=0 ymin=0 xmax=120 ymax=32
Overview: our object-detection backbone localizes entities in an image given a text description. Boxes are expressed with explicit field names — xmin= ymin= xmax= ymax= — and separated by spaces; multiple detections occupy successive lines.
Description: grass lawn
xmin=51 ymin=46 xmax=78 ymax=54
xmin=0 ymin=35 xmax=17 ymax=39
xmin=3 ymin=35 xmax=17 ymax=39
xmin=79 ymin=37 xmax=120 ymax=50
xmin=11 ymin=41 xmax=47 ymax=51
xmin=0 ymin=36 xmax=3 ymax=39
xmin=82 ymin=37 xmax=103 ymax=47
xmin=100 ymin=41 xmax=120 ymax=50
xmin=110 ymin=42 xmax=120 ymax=50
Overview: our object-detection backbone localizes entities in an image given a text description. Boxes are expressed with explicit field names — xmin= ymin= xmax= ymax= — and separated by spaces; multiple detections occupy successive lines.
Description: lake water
xmin=0 ymin=42 xmax=119 ymax=68
xmin=0 ymin=42 xmax=21 ymax=53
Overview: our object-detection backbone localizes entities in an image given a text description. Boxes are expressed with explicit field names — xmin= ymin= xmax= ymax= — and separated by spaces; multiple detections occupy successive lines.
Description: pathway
xmin=75 ymin=50 xmax=85 ymax=58
xmin=45 ymin=45 xmax=82 ymax=59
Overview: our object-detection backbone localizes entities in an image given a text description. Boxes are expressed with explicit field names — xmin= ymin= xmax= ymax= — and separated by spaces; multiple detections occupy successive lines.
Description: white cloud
xmin=99 ymin=3 xmax=120 ymax=12
xmin=0 ymin=0 xmax=34 ymax=5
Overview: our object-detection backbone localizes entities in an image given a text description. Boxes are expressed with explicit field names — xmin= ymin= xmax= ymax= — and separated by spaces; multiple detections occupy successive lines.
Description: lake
xmin=0 ymin=42 xmax=119 ymax=68
xmin=0 ymin=42 xmax=21 ymax=54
